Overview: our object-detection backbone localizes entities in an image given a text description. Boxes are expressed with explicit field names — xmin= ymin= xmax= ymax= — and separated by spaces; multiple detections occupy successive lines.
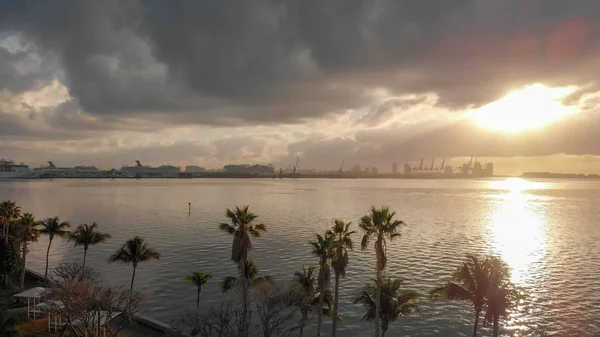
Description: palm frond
xmin=221 ymin=276 xmax=238 ymax=293
xmin=219 ymin=223 xmax=236 ymax=234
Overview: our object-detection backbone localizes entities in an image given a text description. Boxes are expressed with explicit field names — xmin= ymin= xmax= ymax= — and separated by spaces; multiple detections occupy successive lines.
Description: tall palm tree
xmin=0 ymin=200 xmax=21 ymax=244
xmin=38 ymin=217 xmax=71 ymax=281
xmin=68 ymin=222 xmax=111 ymax=279
xmin=293 ymin=266 xmax=335 ymax=337
xmin=108 ymin=236 xmax=160 ymax=304
xmin=483 ymin=256 xmax=520 ymax=337
xmin=353 ymin=276 xmax=421 ymax=337
xmin=218 ymin=206 xmax=266 ymax=336
xmin=309 ymin=232 xmax=333 ymax=337
xmin=16 ymin=213 xmax=40 ymax=291
xmin=221 ymin=259 xmax=273 ymax=293
xmin=327 ymin=220 xmax=354 ymax=337
xmin=185 ymin=270 xmax=212 ymax=314
xmin=359 ymin=206 xmax=404 ymax=337
xmin=429 ymin=254 xmax=491 ymax=337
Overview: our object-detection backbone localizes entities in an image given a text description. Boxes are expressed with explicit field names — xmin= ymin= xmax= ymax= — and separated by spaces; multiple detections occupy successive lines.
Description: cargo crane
xmin=430 ymin=159 xmax=435 ymax=171
xmin=279 ymin=165 xmax=292 ymax=178
xmin=440 ymin=159 xmax=445 ymax=171
xmin=418 ymin=158 xmax=424 ymax=171
xmin=292 ymin=156 xmax=300 ymax=178
xmin=338 ymin=160 xmax=345 ymax=176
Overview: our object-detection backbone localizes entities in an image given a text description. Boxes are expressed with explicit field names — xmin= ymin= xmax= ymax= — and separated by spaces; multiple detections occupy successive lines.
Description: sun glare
xmin=470 ymin=83 xmax=576 ymax=132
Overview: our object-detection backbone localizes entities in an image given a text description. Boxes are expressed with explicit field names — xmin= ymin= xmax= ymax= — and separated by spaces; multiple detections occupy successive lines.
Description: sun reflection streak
xmin=488 ymin=178 xmax=547 ymax=284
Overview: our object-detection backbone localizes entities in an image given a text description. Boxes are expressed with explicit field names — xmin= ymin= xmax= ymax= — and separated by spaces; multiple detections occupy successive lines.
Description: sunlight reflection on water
xmin=487 ymin=178 xmax=549 ymax=334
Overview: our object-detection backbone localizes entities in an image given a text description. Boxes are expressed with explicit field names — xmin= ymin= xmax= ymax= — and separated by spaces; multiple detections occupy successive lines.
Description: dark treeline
xmin=0 ymin=200 xmax=522 ymax=337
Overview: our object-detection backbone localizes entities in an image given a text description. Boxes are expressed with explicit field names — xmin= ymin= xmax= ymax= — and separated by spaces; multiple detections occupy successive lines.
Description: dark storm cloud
xmin=0 ymin=39 xmax=56 ymax=93
xmin=1 ymin=0 xmax=600 ymax=127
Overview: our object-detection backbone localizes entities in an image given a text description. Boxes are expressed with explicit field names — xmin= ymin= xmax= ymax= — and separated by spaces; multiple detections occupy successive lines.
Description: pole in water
xmin=188 ymin=202 xmax=191 ymax=214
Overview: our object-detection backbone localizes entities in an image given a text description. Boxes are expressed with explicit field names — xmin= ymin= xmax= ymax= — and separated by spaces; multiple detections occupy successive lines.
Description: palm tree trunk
xmin=44 ymin=237 xmax=53 ymax=281
xmin=472 ymin=309 xmax=480 ymax=337
xmin=375 ymin=277 xmax=381 ymax=337
xmin=299 ymin=316 xmax=305 ymax=337
xmin=81 ymin=248 xmax=88 ymax=281
xmin=493 ymin=315 xmax=499 ymax=337
xmin=4 ymin=221 xmax=9 ymax=245
xmin=128 ymin=264 xmax=137 ymax=316
xmin=332 ymin=271 xmax=340 ymax=337
xmin=382 ymin=329 xmax=386 ymax=337
xmin=20 ymin=240 xmax=27 ymax=291
xmin=241 ymin=262 xmax=248 ymax=337
xmin=317 ymin=264 xmax=324 ymax=337
xmin=129 ymin=265 xmax=137 ymax=295
xmin=196 ymin=288 xmax=201 ymax=314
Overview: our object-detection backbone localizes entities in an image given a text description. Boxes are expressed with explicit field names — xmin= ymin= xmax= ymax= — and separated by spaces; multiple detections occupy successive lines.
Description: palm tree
xmin=0 ymin=200 xmax=21 ymax=244
xmin=185 ymin=270 xmax=212 ymax=314
xmin=309 ymin=232 xmax=333 ymax=337
xmin=353 ymin=276 xmax=421 ymax=337
xmin=483 ymin=256 xmax=520 ymax=337
xmin=16 ymin=213 xmax=40 ymax=290
xmin=68 ymin=222 xmax=111 ymax=279
xmin=429 ymin=254 xmax=491 ymax=337
xmin=327 ymin=220 xmax=354 ymax=337
xmin=292 ymin=266 xmax=335 ymax=337
xmin=359 ymin=206 xmax=404 ymax=337
xmin=108 ymin=236 xmax=160 ymax=304
xmin=38 ymin=217 xmax=71 ymax=281
xmin=218 ymin=206 xmax=266 ymax=336
xmin=221 ymin=259 xmax=273 ymax=293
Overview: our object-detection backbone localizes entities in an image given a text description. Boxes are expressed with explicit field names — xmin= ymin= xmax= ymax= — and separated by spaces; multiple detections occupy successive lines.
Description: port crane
xmin=338 ymin=160 xmax=345 ymax=176
xmin=292 ymin=156 xmax=300 ymax=178
xmin=279 ymin=165 xmax=292 ymax=178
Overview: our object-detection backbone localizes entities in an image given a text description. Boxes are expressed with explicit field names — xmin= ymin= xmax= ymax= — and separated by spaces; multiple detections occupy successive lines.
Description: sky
xmin=1 ymin=0 xmax=600 ymax=175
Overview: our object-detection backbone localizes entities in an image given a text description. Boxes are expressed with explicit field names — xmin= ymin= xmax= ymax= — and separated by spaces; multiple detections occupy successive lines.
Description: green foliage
xmin=430 ymin=254 xmax=522 ymax=337
xmin=17 ymin=213 xmax=40 ymax=244
xmin=68 ymin=222 xmax=111 ymax=250
xmin=219 ymin=206 xmax=266 ymax=267
xmin=0 ymin=239 xmax=20 ymax=275
xmin=353 ymin=276 xmax=421 ymax=334
xmin=38 ymin=217 xmax=71 ymax=240
xmin=0 ymin=309 xmax=18 ymax=337
xmin=186 ymin=270 xmax=212 ymax=291
xmin=221 ymin=259 xmax=272 ymax=293
xmin=108 ymin=236 xmax=160 ymax=267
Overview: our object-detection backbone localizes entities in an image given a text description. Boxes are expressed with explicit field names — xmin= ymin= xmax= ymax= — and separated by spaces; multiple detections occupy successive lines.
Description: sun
xmin=469 ymin=83 xmax=577 ymax=132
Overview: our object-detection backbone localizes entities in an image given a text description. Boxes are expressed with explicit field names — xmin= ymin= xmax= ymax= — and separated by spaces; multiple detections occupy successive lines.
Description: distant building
xmin=404 ymin=164 xmax=412 ymax=174
xmin=223 ymin=164 xmax=275 ymax=176
xmin=351 ymin=165 xmax=362 ymax=173
xmin=392 ymin=162 xmax=398 ymax=174
xmin=185 ymin=165 xmax=206 ymax=173
xmin=371 ymin=167 xmax=378 ymax=174
xmin=444 ymin=166 xmax=454 ymax=176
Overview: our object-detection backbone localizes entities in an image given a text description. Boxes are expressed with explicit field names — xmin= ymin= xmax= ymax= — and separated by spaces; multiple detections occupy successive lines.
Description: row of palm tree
xmin=1 ymin=200 xmax=111 ymax=287
xmin=3 ymin=200 xmax=518 ymax=337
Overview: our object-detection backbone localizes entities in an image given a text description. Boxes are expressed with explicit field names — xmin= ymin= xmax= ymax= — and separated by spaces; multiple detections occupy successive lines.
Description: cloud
xmin=0 ymin=0 xmax=599 ymax=128
xmin=2 ymin=1 xmax=600 ymax=172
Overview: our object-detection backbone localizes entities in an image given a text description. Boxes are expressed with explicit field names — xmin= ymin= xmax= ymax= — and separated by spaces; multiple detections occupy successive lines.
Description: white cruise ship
xmin=119 ymin=160 xmax=181 ymax=178
xmin=33 ymin=161 xmax=101 ymax=178
xmin=0 ymin=158 xmax=38 ymax=179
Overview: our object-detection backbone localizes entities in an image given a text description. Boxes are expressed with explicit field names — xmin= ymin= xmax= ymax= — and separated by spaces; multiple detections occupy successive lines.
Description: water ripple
xmin=1 ymin=178 xmax=599 ymax=336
